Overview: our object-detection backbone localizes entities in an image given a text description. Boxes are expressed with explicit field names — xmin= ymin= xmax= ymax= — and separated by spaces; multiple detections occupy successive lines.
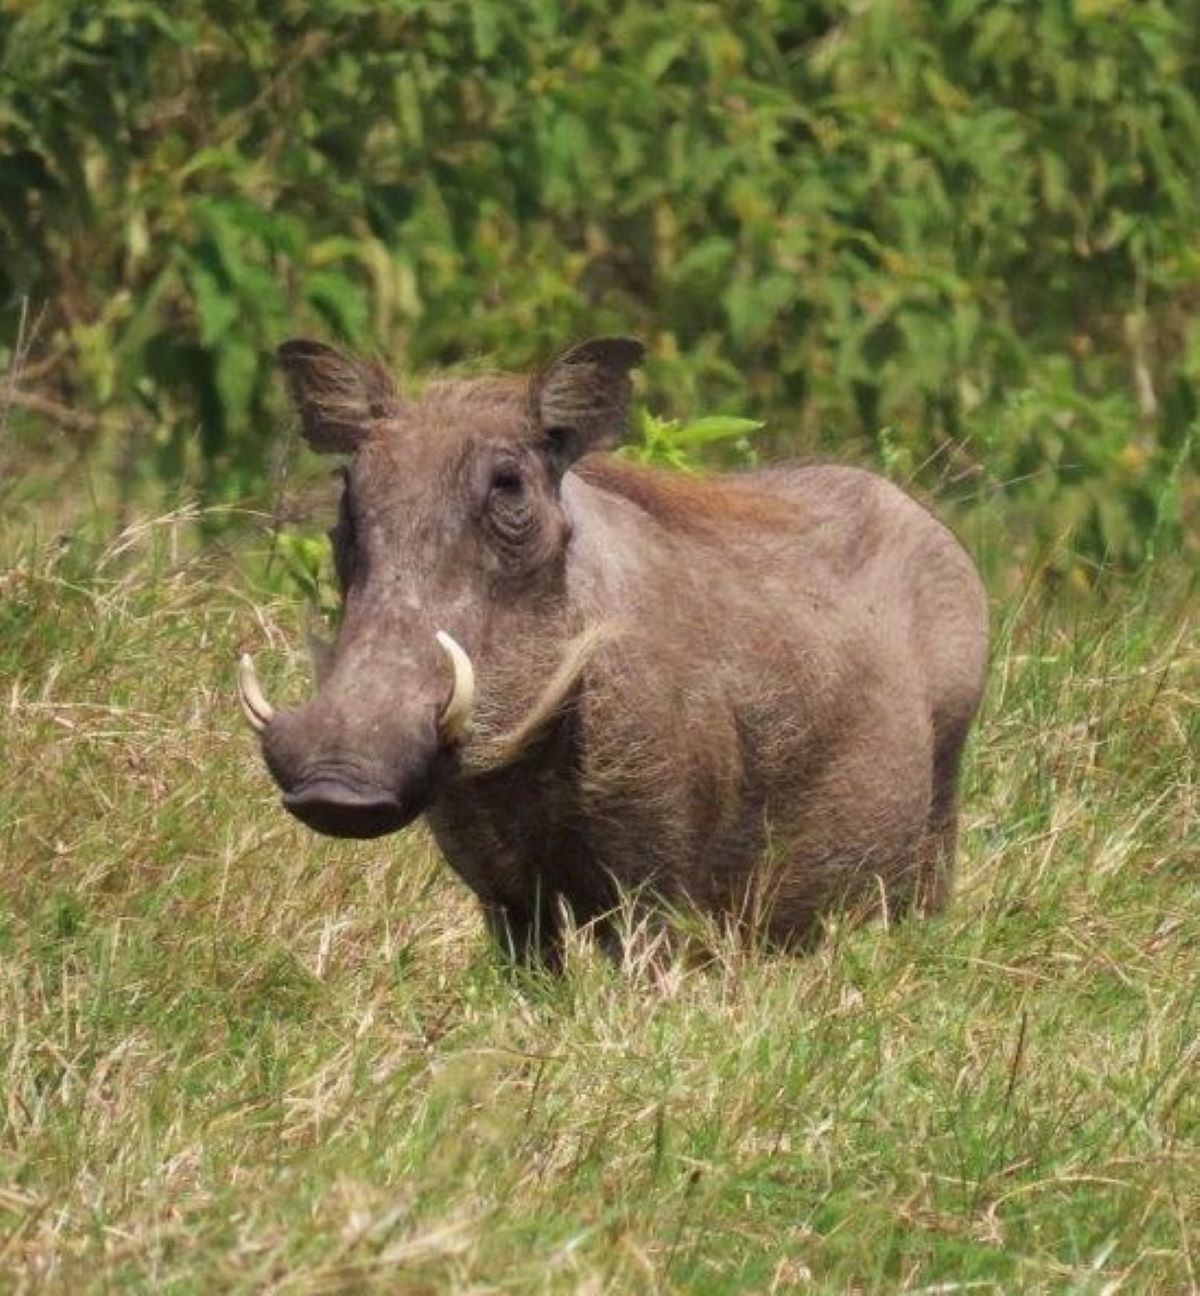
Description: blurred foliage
xmin=1 ymin=0 xmax=1199 ymax=571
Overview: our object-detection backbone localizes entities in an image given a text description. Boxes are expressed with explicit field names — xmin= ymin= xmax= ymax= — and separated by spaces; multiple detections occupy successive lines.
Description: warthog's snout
xmin=261 ymin=702 xmax=440 ymax=839
xmin=237 ymin=633 xmax=475 ymax=840
xmin=281 ymin=775 xmax=422 ymax=840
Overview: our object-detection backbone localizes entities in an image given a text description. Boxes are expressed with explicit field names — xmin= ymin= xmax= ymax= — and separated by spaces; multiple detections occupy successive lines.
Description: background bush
xmin=2 ymin=0 xmax=1198 ymax=571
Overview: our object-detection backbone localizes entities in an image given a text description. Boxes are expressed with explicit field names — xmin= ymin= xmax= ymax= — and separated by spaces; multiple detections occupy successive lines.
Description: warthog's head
xmin=239 ymin=337 xmax=643 ymax=838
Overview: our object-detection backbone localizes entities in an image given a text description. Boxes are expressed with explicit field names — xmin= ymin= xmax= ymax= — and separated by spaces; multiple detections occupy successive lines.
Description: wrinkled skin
xmin=250 ymin=337 xmax=989 ymax=966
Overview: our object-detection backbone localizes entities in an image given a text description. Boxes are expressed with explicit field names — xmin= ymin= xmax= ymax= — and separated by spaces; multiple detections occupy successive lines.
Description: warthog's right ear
xmin=278 ymin=339 xmax=399 ymax=454
xmin=532 ymin=336 xmax=645 ymax=470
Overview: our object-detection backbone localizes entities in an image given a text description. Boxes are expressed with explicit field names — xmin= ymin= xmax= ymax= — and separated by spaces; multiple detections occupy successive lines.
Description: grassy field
xmin=0 ymin=517 xmax=1197 ymax=1294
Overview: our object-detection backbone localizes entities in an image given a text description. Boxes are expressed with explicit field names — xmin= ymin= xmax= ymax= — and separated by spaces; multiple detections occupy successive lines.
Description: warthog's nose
xmin=282 ymin=778 xmax=416 ymax=839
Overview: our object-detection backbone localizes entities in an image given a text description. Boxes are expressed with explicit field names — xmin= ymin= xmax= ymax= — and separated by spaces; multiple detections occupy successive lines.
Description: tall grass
xmin=0 ymin=523 xmax=1196 ymax=1293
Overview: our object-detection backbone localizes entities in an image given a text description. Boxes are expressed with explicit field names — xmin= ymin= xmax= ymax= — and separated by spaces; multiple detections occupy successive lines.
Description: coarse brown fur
xmin=258 ymin=337 xmax=989 ymax=966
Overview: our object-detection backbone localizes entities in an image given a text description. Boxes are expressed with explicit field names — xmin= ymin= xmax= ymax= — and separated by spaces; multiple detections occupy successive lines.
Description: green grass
xmin=0 ymin=523 xmax=1196 ymax=1294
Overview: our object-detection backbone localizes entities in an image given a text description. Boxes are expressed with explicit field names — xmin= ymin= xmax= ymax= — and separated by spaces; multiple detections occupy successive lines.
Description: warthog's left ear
xmin=278 ymin=339 xmax=399 ymax=454
xmin=532 ymin=337 xmax=645 ymax=470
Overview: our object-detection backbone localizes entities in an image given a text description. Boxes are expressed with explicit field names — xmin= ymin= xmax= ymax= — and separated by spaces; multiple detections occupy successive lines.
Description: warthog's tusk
xmin=237 ymin=652 xmax=275 ymax=733
xmin=436 ymin=630 xmax=475 ymax=744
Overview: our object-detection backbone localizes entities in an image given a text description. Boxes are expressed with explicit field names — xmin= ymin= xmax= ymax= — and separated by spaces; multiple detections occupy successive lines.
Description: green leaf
xmin=188 ymin=259 xmax=238 ymax=348
xmin=674 ymin=416 xmax=764 ymax=444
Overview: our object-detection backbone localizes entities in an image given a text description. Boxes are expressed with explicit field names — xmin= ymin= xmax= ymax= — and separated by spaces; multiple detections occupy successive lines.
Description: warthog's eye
xmin=489 ymin=464 xmax=525 ymax=497
xmin=486 ymin=460 xmax=534 ymax=545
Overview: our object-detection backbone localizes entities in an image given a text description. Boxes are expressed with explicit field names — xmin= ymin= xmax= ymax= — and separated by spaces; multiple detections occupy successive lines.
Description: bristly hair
xmin=575 ymin=457 xmax=802 ymax=540
xmin=461 ymin=621 xmax=621 ymax=775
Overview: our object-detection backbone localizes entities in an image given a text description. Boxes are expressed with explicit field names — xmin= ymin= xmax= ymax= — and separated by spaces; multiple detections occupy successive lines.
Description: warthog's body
xmin=244 ymin=338 xmax=988 ymax=964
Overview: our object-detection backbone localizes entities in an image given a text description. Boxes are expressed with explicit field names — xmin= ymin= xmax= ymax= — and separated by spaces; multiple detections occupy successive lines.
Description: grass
xmin=0 ymin=519 xmax=1197 ymax=1294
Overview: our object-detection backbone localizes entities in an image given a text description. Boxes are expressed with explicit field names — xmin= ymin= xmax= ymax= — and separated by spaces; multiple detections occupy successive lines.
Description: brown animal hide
xmin=242 ymin=338 xmax=989 ymax=966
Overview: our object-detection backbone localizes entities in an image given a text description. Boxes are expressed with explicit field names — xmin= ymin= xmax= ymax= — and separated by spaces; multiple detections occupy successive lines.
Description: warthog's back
xmin=570 ymin=457 xmax=988 ymax=740
xmin=734 ymin=461 xmax=990 ymax=729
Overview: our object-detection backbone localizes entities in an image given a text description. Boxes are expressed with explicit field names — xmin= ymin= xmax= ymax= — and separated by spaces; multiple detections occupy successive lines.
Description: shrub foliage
xmin=2 ymin=0 xmax=1198 ymax=565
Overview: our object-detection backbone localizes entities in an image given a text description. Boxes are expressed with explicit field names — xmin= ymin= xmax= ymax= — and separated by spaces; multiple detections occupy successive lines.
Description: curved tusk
xmin=435 ymin=630 xmax=475 ymax=744
xmin=237 ymin=652 xmax=275 ymax=733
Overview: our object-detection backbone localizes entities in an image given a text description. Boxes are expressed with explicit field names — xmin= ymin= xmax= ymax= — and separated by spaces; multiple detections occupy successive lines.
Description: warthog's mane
xmin=576 ymin=456 xmax=807 ymax=541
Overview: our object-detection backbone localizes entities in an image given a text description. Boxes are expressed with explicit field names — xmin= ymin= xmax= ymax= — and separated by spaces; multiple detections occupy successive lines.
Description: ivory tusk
xmin=436 ymin=630 xmax=475 ymax=743
xmin=237 ymin=652 xmax=275 ymax=733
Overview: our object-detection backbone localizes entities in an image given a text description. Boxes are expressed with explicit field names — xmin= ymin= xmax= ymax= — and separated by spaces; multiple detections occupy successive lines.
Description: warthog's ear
xmin=278 ymin=339 xmax=398 ymax=454
xmin=532 ymin=337 xmax=645 ymax=469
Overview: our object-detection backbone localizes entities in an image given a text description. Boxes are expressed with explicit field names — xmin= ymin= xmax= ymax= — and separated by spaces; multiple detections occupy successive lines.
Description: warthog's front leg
xmin=480 ymin=898 xmax=564 ymax=972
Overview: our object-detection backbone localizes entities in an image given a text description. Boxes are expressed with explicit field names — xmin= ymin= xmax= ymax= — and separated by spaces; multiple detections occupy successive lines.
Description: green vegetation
xmin=2 ymin=2 xmax=1199 ymax=1290
xmin=2 ymin=0 xmax=1200 ymax=569
xmin=0 ymin=523 xmax=1197 ymax=1292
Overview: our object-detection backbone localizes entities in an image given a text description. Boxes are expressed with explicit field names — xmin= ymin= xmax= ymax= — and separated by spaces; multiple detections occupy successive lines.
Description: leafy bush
xmin=2 ymin=0 xmax=1198 ymax=569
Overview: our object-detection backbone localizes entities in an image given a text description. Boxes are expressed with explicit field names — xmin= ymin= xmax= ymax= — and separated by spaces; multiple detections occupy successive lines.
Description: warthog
xmin=239 ymin=337 xmax=988 ymax=963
